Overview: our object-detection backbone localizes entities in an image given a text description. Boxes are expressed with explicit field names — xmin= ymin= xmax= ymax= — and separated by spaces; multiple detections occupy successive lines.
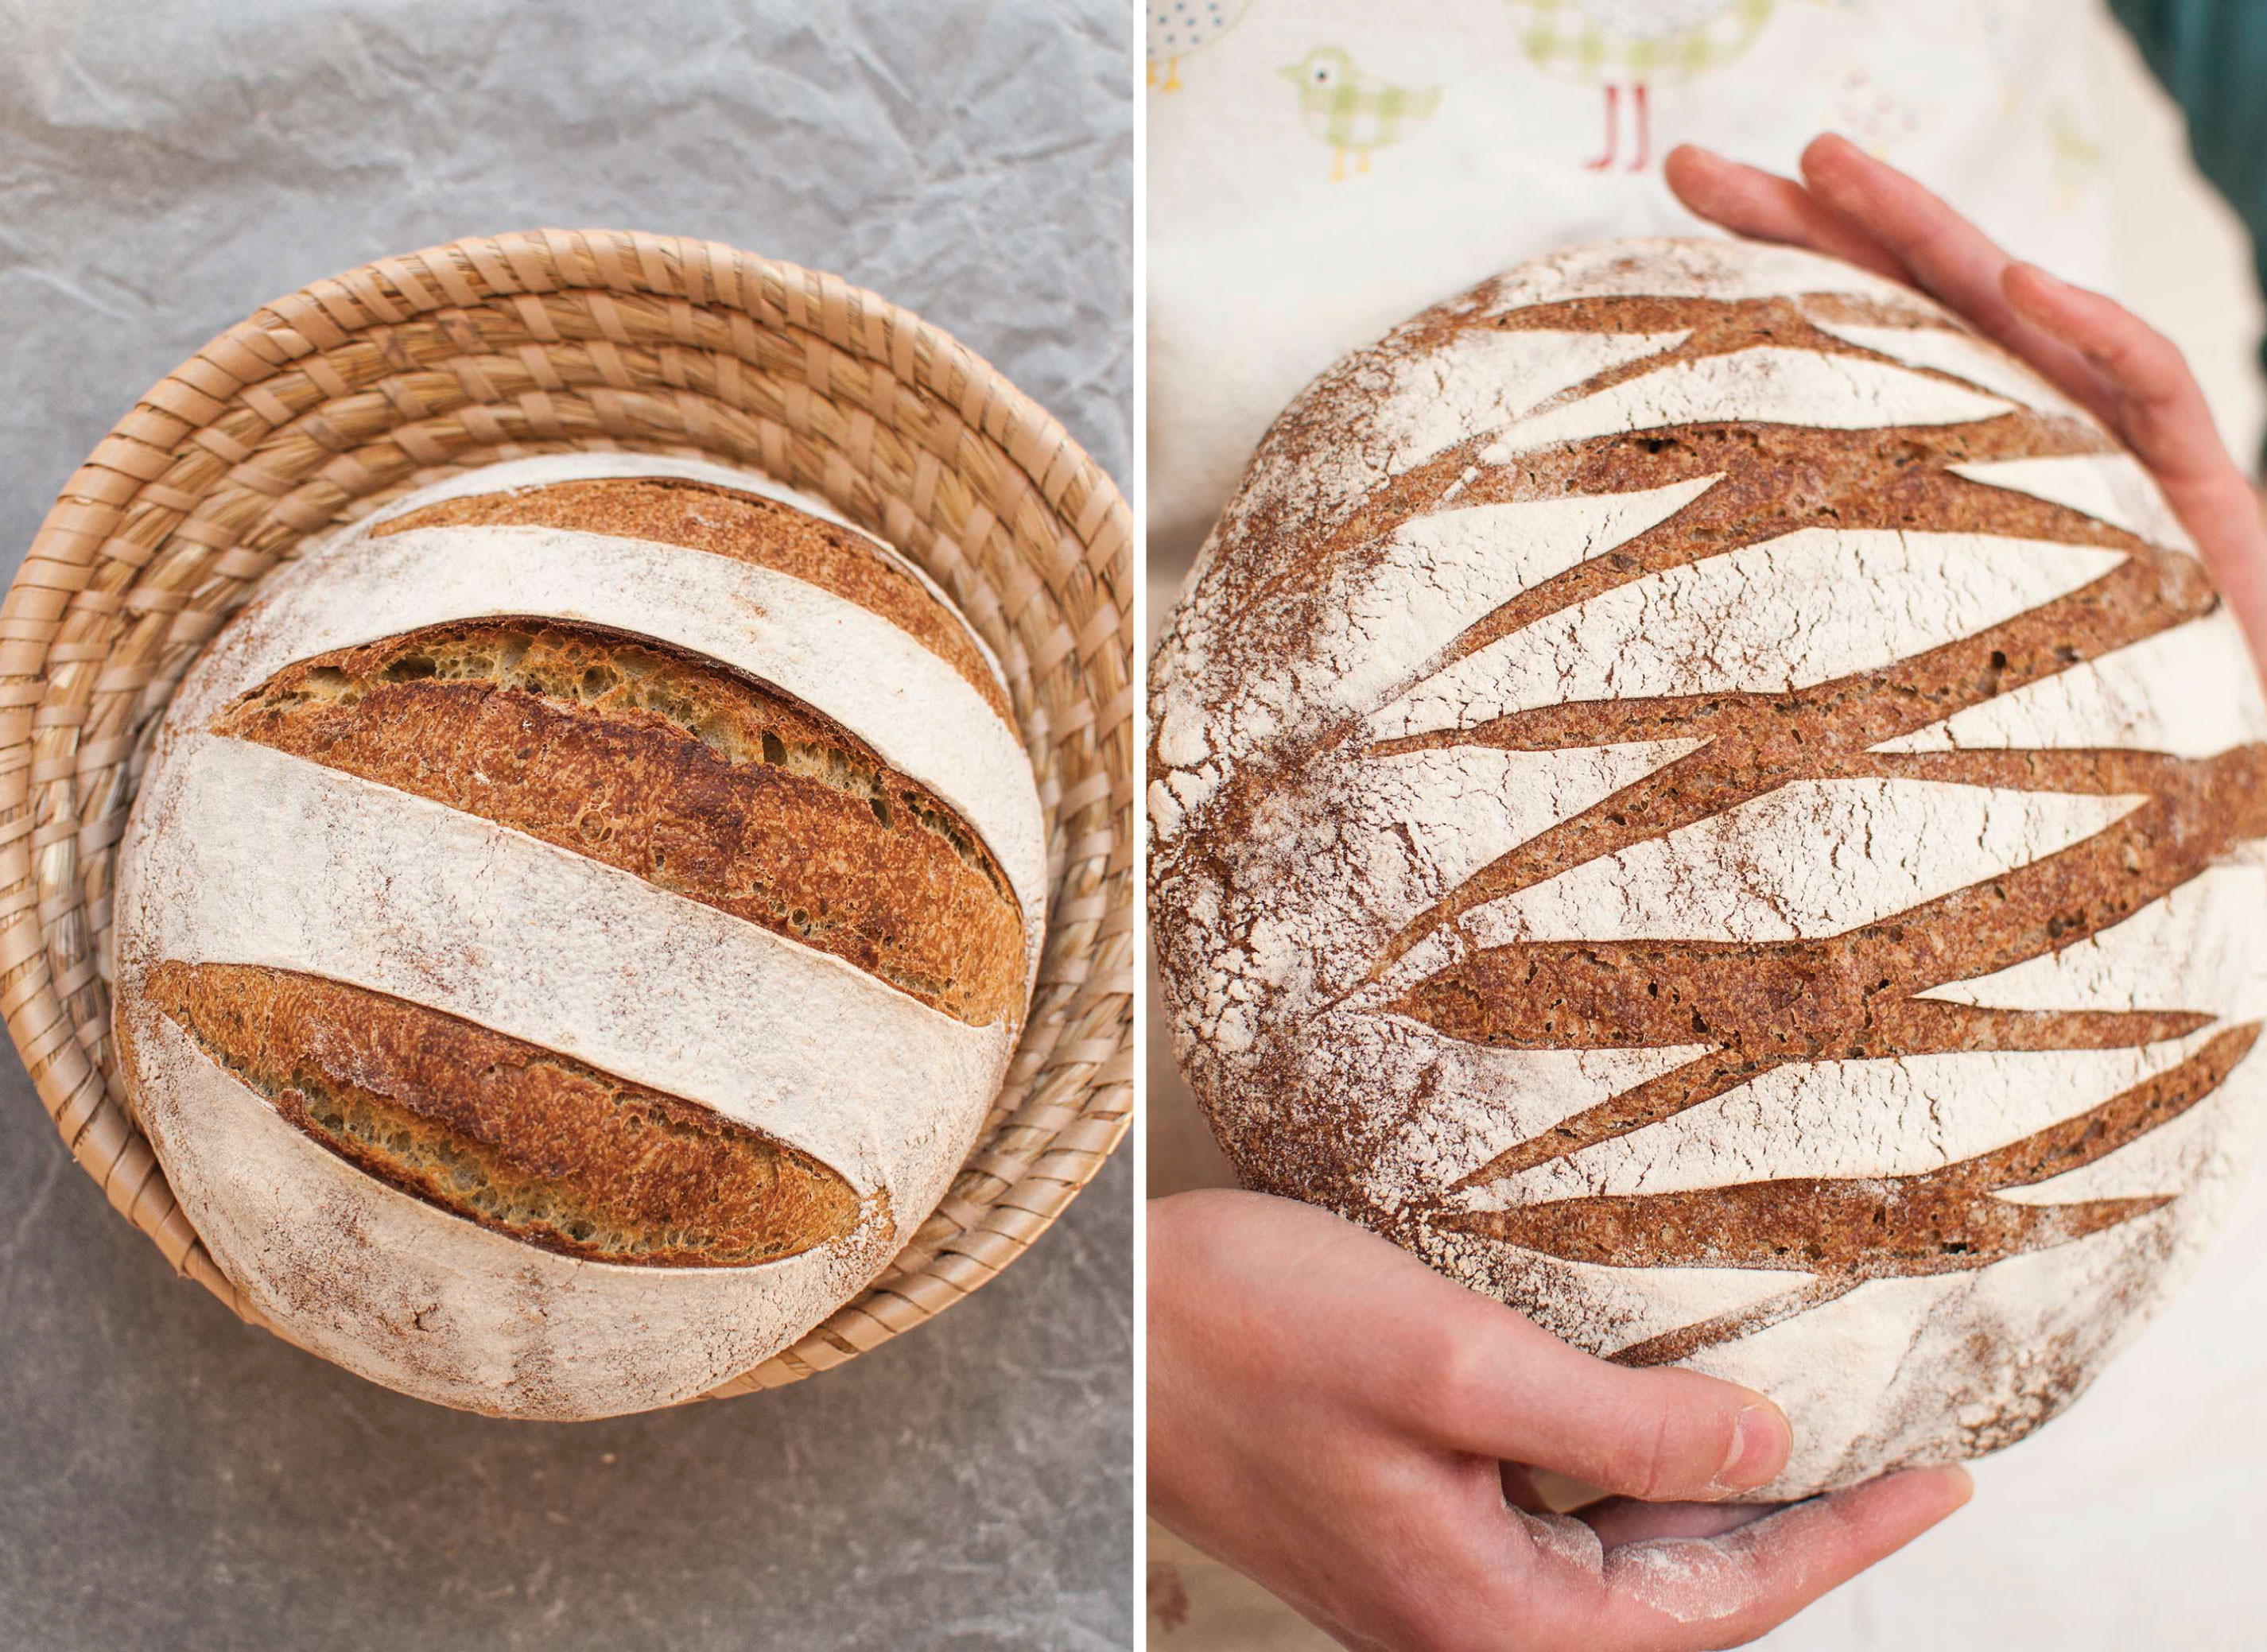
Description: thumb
xmin=1402 ymin=1299 xmax=1793 ymax=1502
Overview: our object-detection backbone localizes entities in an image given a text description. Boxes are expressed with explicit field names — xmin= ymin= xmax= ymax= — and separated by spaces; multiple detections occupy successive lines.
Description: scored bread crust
xmin=165 ymin=475 xmax=1048 ymax=959
xmin=112 ymin=453 xmax=1045 ymax=1418
xmin=144 ymin=960 xmax=869 ymax=1267
xmin=374 ymin=476 xmax=1013 ymax=720
xmin=1148 ymin=238 xmax=2267 ymax=1495
xmin=212 ymin=620 xmax=1027 ymax=1026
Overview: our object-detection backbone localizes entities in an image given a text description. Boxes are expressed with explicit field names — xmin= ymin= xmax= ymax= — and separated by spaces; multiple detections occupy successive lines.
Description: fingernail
xmin=1714 ymin=1403 xmax=1791 ymax=1494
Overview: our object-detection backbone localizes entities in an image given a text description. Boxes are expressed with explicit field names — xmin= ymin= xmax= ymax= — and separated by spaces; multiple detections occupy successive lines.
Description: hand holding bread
xmin=1666 ymin=133 xmax=2267 ymax=678
xmin=1150 ymin=132 xmax=2266 ymax=1648
xmin=1149 ymin=1190 xmax=1971 ymax=1650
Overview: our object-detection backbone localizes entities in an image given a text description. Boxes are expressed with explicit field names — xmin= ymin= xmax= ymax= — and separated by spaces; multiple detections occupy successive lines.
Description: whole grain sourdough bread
xmin=112 ymin=451 xmax=1046 ymax=1420
xmin=1147 ymin=238 xmax=2267 ymax=1496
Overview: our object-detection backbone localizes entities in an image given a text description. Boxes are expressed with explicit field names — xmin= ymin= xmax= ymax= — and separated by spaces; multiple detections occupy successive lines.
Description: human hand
xmin=1663 ymin=132 xmax=2267 ymax=678
xmin=1148 ymin=1189 xmax=1970 ymax=1650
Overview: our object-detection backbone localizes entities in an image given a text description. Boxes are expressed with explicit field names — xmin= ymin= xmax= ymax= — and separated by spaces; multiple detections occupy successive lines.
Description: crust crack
xmin=211 ymin=622 xmax=1027 ymax=1027
xmin=146 ymin=960 xmax=872 ymax=1269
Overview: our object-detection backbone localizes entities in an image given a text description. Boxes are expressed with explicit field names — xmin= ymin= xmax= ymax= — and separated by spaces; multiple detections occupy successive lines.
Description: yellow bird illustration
xmin=1279 ymin=47 xmax=1442 ymax=182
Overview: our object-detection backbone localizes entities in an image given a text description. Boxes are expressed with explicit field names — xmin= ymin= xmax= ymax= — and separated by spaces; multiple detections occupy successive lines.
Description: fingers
xmin=1795 ymin=134 xmax=2106 ymax=408
xmin=2003 ymin=262 xmax=2267 ymax=669
xmin=1511 ymin=1467 xmax=1973 ymax=1651
xmin=1668 ymin=135 xmax=2107 ymax=424
xmin=1607 ymin=1466 xmax=1972 ymax=1646
xmin=1397 ymin=1297 xmax=1791 ymax=1501
xmin=1795 ymin=135 xmax=2016 ymax=327
xmin=1671 ymin=133 xmax=2267 ymax=683
xmin=1663 ymin=144 xmax=1905 ymax=280
xmin=2001 ymin=262 xmax=2242 ymax=490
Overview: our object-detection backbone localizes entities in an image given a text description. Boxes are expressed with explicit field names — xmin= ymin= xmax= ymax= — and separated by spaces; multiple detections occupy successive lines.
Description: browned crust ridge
xmin=1399 ymin=743 xmax=2267 ymax=1187
xmin=211 ymin=621 xmax=1027 ymax=1028
xmin=146 ymin=961 xmax=868 ymax=1268
xmin=1442 ymin=1022 xmax=2259 ymax=1365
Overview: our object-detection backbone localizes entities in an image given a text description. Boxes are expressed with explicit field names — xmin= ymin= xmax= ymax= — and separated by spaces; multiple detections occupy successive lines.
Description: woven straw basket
xmin=1 ymin=230 xmax=1132 ymax=1400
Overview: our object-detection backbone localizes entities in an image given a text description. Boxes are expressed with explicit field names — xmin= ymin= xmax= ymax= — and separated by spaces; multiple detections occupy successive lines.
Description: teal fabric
xmin=2109 ymin=0 xmax=2267 ymax=463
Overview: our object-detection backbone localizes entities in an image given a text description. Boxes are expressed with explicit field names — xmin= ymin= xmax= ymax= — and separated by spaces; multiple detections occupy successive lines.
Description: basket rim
xmin=0 ymin=227 xmax=1133 ymax=1406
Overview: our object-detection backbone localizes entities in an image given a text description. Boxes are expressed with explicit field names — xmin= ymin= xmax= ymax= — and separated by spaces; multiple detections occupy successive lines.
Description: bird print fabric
xmin=1507 ymin=0 xmax=1783 ymax=169
xmin=1149 ymin=0 xmax=1253 ymax=91
xmin=1279 ymin=47 xmax=1442 ymax=180
xmin=1144 ymin=0 xmax=2124 ymax=601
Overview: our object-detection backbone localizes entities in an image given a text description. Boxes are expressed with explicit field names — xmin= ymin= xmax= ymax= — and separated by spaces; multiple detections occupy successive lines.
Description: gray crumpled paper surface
xmin=0 ymin=2 xmax=1131 ymax=1648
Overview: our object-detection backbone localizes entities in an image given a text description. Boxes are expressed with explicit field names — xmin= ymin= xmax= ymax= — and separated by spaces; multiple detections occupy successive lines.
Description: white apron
xmin=1148 ymin=0 xmax=2120 ymax=563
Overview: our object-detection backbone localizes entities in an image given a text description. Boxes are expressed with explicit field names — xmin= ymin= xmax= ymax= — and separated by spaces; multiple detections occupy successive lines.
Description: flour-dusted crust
xmin=355 ymin=449 xmax=1019 ymax=702
xmin=1149 ymin=238 xmax=2267 ymax=1495
xmin=212 ymin=622 xmax=1027 ymax=1026
xmin=118 ymin=1007 xmax=894 ymax=1417
xmin=113 ymin=453 xmax=1046 ymax=1419
xmin=372 ymin=475 xmax=1011 ymax=719
xmin=167 ymin=518 xmax=1046 ymax=955
xmin=144 ymin=961 xmax=868 ymax=1267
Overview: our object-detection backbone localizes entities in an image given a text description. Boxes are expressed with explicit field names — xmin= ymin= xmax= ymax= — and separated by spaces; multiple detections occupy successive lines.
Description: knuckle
xmin=1617 ymin=1395 xmax=1700 ymax=1502
xmin=2118 ymin=327 xmax=2172 ymax=372
xmin=1636 ymin=1402 xmax=1683 ymax=1499
xmin=1400 ymin=1320 xmax=1491 ymax=1433
xmin=2111 ymin=315 xmax=2180 ymax=377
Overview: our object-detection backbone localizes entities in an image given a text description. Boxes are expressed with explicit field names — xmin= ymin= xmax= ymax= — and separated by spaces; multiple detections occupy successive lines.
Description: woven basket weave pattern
xmin=2 ymin=229 xmax=1132 ymax=1396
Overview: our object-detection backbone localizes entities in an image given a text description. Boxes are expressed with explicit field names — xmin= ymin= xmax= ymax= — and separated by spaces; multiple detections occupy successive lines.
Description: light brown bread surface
xmin=209 ymin=620 xmax=1028 ymax=1027
xmin=145 ymin=961 xmax=866 ymax=1267
xmin=376 ymin=476 xmax=1011 ymax=719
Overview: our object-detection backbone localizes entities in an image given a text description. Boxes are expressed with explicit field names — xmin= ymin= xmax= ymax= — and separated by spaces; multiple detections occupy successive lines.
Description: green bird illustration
xmin=1279 ymin=47 xmax=1442 ymax=182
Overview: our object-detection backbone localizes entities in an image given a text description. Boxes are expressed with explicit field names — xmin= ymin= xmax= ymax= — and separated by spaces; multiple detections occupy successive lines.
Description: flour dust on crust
xmin=1147 ymin=236 xmax=2267 ymax=1496
xmin=112 ymin=452 xmax=1047 ymax=1420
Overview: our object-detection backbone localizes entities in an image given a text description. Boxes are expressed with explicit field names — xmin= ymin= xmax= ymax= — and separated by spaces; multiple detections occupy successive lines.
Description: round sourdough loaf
xmin=112 ymin=451 xmax=1047 ymax=1420
xmin=1148 ymin=237 xmax=2267 ymax=1495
